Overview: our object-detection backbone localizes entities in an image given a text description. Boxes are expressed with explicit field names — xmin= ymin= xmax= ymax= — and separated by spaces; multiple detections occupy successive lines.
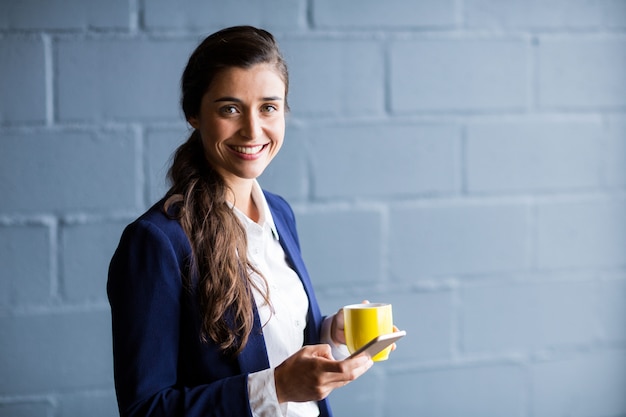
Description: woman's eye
xmin=262 ymin=104 xmax=278 ymax=113
xmin=220 ymin=105 xmax=238 ymax=114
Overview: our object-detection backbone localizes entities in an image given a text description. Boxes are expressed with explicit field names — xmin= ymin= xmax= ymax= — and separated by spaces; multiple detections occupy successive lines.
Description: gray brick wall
xmin=1 ymin=1 xmax=624 ymax=416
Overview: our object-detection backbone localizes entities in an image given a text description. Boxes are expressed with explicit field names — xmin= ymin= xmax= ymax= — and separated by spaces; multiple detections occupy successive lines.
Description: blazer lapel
xmin=236 ymin=191 xmax=324 ymax=375
xmin=269 ymin=204 xmax=324 ymax=342
xmin=237 ymin=302 xmax=271 ymax=374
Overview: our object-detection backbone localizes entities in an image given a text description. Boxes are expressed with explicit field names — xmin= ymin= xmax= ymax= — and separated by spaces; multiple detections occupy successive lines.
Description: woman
xmin=107 ymin=26 xmax=372 ymax=417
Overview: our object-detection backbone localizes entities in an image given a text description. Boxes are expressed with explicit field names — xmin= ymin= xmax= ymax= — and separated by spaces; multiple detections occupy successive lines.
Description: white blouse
xmin=234 ymin=181 xmax=322 ymax=417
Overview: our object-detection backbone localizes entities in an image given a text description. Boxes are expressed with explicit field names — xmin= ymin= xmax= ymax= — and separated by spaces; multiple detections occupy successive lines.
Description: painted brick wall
xmin=1 ymin=1 xmax=625 ymax=416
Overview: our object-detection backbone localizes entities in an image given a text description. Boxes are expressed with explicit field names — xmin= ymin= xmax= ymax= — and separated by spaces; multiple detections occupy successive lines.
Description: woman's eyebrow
xmin=214 ymin=96 xmax=242 ymax=103
xmin=213 ymin=96 xmax=283 ymax=103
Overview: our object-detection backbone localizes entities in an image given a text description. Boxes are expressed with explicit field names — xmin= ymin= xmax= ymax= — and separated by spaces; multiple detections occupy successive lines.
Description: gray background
xmin=1 ymin=0 xmax=625 ymax=416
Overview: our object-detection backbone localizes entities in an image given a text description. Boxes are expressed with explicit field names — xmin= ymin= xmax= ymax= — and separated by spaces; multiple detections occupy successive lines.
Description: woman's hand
xmin=274 ymin=344 xmax=373 ymax=403
xmin=330 ymin=307 xmax=347 ymax=346
xmin=330 ymin=299 xmax=370 ymax=346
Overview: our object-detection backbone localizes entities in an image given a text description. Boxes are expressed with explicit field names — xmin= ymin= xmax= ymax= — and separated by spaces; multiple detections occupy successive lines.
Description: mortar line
xmin=42 ymin=33 xmax=54 ymax=126
xmin=130 ymin=0 xmax=141 ymax=34
xmin=49 ymin=216 xmax=60 ymax=302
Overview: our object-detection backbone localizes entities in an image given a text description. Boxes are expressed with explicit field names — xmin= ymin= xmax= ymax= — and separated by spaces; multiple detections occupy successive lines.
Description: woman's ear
xmin=188 ymin=117 xmax=199 ymax=130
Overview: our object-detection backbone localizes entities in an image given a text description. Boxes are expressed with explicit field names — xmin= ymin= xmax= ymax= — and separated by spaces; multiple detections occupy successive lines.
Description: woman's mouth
xmin=230 ymin=144 xmax=267 ymax=155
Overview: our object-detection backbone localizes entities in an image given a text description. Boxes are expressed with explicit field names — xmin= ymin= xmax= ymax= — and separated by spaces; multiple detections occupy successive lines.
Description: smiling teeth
xmin=232 ymin=145 xmax=264 ymax=154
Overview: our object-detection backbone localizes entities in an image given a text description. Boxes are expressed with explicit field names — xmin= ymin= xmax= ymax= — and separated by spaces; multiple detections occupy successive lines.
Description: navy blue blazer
xmin=107 ymin=191 xmax=332 ymax=417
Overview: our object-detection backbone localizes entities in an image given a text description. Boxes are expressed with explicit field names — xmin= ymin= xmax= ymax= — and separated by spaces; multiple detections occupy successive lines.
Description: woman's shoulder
xmin=120 ymin=198 xmax=190 ymax=255
xmin=262 ymin=190 xmax=293 ymax=215
xmin=136 ymin=198 xmax=179 ymax=226
xmin=262 ymin=189 xmax=299 ymax=233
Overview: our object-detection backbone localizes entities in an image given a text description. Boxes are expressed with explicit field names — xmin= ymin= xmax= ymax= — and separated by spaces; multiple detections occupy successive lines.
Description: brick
xmin=279 ymin=39 xmax=385 ymax=117
xmin=0 ymin=310 xmax=113 ymax=395
xmin=313 ymin=293 xmax=353 ymax=320
xmin=536 ymin=199 xmax=626 ymax=269
xmin=538 ymin=37 xmax=626 ymax=109
xmin=389 ymin=291 xmax=453 ymax=361
xmin=144 ymin=0 xmax=306 ymax=31
xmin=294 ymin=208 xmax=383 ymax=287
xmin=0 ymin=224 xmax=51 ymax=308
xmin=598 ymin=278 xmax=626 ymax=343
xmin=304 ymin=124 xmax=460 ymax=199
xmin=313 ymin=0 xmax=456 ymax=28
xmin=0 ymin=0 xmax=129 ymax=30
xmin=56 ymin=38 xmax=194 ymax=122
xmin=466 ymin=0 xmax=626 ymax=30
xmin=0 ymin=37 xmax=46 ymax=124
xmin=605 ymin=117 xmax=626 ymax=188
xmin=60 ymin=220 xmax=130 ymax=303
xmin=462 ymin=280 xmax=599 ymax=352
xmin=390 ymin=39 xmax=529 ymax=112
xmin=386 ymin=365 xmax=525 ymax=415
xmin=0 ymin=401 xmax=52 ymax=417
xmin=146 ymin=127 xmax=188 ymax=205
xmin=467 ymin=120 xmax=605 ymax=193
xmin=59 ymin=391 xmax=118 ymax=417
xmin=532 ymin=350 xmax=626 ymax=417
xmin=0 ymin=130 xmax=138 ymax=214
xmin=389 ymin=202 xmax=530 ymax=277
xmin=258 ymin=124 xmax=310 ymax=202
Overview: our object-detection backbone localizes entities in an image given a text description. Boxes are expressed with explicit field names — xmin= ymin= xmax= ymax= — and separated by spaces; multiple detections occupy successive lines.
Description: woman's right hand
xmin=274 ymin=344 xmax=373 ymax=403
xmin=330 ymin=299 xmax=370 ymax=346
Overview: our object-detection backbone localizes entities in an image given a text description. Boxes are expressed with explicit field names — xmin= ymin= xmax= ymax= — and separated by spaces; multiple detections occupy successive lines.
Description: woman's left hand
xmin=330 ymin=308 xmax=346 ymax=346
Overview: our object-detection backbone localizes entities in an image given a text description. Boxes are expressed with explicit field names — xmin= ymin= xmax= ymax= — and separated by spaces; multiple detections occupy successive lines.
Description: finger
xmin=344 ymin=352 xmax=374 ymax=366
xmin=319 ymin=355 xmax=373 ymax=387
xmin=333 ymin=310 xmax=346 ymax=345
xmin=341 ymin=355 xmax=374 ymax=379
xmin=335 ymin=308 xmax=345 ymax=328
xmin=308 ymin=343 xmax=335 ymax=360
xmin=390 ymin=325 xmax=400 ymax=351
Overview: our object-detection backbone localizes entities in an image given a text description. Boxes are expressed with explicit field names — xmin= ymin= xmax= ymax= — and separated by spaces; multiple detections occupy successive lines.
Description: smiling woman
xmin=188 ymin=64 xmax=286 ymax=203
xmin=106 ymin=26 xmax=373 ymax=417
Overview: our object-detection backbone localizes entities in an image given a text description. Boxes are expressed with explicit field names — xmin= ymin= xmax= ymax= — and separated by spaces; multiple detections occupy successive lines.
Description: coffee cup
xmin=343 ymin=303 xmax=393 ymax=361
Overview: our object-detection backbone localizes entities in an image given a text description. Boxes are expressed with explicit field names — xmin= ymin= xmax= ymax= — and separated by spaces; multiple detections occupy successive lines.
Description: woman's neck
xmin=228 ymin=178 xmax=260 ymax=223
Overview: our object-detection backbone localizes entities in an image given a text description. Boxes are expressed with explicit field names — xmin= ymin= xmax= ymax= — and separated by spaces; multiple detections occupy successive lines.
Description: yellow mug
xmin=343 ymin=303 xmax=393 ymax=361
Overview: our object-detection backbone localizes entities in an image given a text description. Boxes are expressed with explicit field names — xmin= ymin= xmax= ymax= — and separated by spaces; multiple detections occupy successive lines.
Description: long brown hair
xmin=165 ymin=26 xmax=289 ymax=355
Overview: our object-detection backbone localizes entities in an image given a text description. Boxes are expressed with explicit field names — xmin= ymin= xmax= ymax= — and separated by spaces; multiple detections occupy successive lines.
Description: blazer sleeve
xmin=107 ymin=219 xmax=253 ymax=417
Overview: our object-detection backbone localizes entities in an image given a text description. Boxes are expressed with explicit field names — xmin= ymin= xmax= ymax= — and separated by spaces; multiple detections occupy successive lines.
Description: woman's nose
xmin=240 ymin=113 xmax=262 ymax=139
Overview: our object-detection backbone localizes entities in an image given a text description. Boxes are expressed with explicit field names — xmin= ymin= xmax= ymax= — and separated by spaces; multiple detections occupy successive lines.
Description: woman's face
xmin=188 ymin=63 xmax=286 ymax=188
